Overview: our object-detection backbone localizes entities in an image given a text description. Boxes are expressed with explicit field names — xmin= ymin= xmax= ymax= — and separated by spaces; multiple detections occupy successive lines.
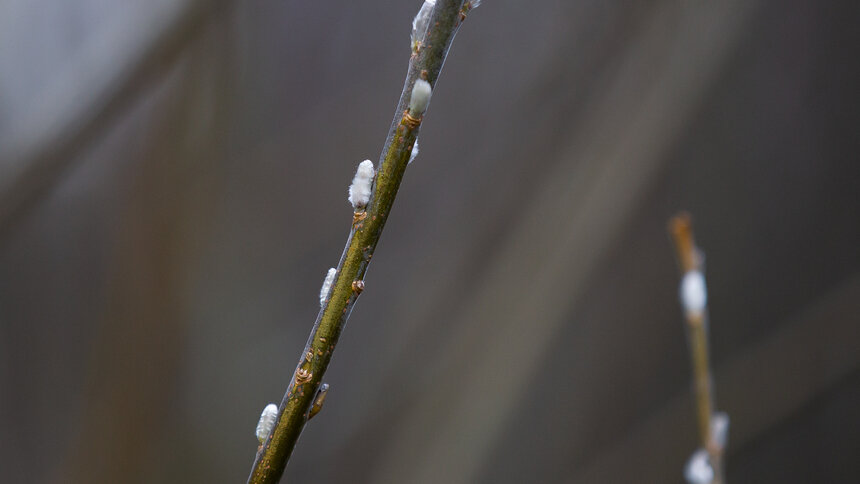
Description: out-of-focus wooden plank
xmin=0 ymin=0 xmax=226 ymax=237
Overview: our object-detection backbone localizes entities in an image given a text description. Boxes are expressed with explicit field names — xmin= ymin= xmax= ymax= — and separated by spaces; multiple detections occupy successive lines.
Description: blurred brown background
xmin=1 ymin=0 xmax=858 ymax=483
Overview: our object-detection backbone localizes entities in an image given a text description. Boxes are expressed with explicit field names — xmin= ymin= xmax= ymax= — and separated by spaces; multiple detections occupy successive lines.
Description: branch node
xmin=403 ymin=111 xmax=422 ymax=128
xmin=295 ymin=368 xmax=312 ymax=385
xmin=353 ymin=210 xmax=368 ymax=225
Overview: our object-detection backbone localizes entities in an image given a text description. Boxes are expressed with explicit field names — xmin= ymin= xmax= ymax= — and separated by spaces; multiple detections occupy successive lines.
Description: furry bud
xmin=348 ymin=160 xmax=375 ymax=209
xmin=409 ymin=79 xmax=432 ymax=117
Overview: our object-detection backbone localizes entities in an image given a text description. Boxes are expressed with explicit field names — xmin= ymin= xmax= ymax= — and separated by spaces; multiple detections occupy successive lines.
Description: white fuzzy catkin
xmin=409 ymin=79 xmax=432 ymax=116
xmin=319 ymin=267 xmax=336 ymax=307
xmin=348 ymin=160 xmax=375 ymax=209
xmin=684 ymin=449 xmax=714 ymax=484
xmin=409 ymin=139 xmax=420 ymax=164
xmin=680 ymin=269 xmax=707 ymax=315
xmin=255 ymin=403 xmax=278 ymax=443
xmin=411 ymin=0 xmax=436 ymax=50
xmin=710 ymin=412 xmax=730 ymax=450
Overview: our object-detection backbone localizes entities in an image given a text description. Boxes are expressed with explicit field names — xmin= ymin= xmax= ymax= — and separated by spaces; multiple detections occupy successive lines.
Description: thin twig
xmin=669 ymin=213 xmax=726 ymax=484
xmin=669 ymin=214 xmax=713 ymax=443
xmin=247 ymin=2 xmax=473 ymax=482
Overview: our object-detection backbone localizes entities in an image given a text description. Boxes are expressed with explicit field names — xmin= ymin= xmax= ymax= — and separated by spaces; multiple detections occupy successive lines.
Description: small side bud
xmin=680 ymin=269 xmax=707 ymax=317
xmin=256 ymin=403 xmax=278 ymax=444
xmin=348 ymin=160 xmax=375 ymax=210
xmin=710 ymin=412 xmax=730 ymax=451
xmin=409 ymin=79 xmax=432 ymax=117
xmin=460 ymin=1 xmax=481 ymax=20
xmin=319 ymin=268 xmax=336 ymax=307
xmin=308 ymin=383 xmax=330 ymax=420
xmin=684 ymin=449 xmax=714 ymax=484
xmin=411 ymin=0 xmax=436 ymax=52
xmin=408 ymin=139 xmax=420 ymax=164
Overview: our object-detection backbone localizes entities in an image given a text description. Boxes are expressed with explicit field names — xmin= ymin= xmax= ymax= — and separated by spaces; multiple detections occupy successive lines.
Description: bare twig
xmin=669 ymin=214 xmax=714 ymax=443
xmin=246 ymin=2 xmax=475 ymax=482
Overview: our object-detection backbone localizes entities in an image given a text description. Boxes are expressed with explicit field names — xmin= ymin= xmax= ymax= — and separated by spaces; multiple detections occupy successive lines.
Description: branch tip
xmin=411 ymin=0 xmax=437 ymax=54
xmin=669 ymin=212 xmax=698 ymax=272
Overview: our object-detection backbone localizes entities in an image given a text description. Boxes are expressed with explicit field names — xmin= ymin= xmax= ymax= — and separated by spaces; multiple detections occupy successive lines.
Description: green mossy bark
xmin=248 ymin=2 xmax=470 ymax=483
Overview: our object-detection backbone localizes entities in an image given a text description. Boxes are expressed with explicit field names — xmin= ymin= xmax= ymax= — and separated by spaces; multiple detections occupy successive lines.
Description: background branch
xmin=669 ymin=213 xmax=725 ymax=484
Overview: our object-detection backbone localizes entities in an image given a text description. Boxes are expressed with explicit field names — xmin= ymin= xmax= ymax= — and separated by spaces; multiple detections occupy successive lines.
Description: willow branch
xmin=247 ymin=2 xmax=473 ymax=482
xmin=669 ymin=213 xmax=726 ymax=484
xmin=669 ymin=214 xmax=714 ymax=442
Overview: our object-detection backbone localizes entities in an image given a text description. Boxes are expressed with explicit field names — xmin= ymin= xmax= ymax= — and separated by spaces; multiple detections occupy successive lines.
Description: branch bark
xmin=247 ymin=2 xmax=473 ymax=482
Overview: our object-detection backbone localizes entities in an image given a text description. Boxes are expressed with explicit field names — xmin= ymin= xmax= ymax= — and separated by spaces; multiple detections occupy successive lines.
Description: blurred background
xmin=1 ymin=0 xmax=858 ymax=483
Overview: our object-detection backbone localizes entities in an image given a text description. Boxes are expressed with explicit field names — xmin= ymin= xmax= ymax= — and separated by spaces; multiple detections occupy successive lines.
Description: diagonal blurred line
xmin=570 ymin=276 xmax=860 ymax=483
xmin=0 ymin=0 xmax=228 ymax=239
